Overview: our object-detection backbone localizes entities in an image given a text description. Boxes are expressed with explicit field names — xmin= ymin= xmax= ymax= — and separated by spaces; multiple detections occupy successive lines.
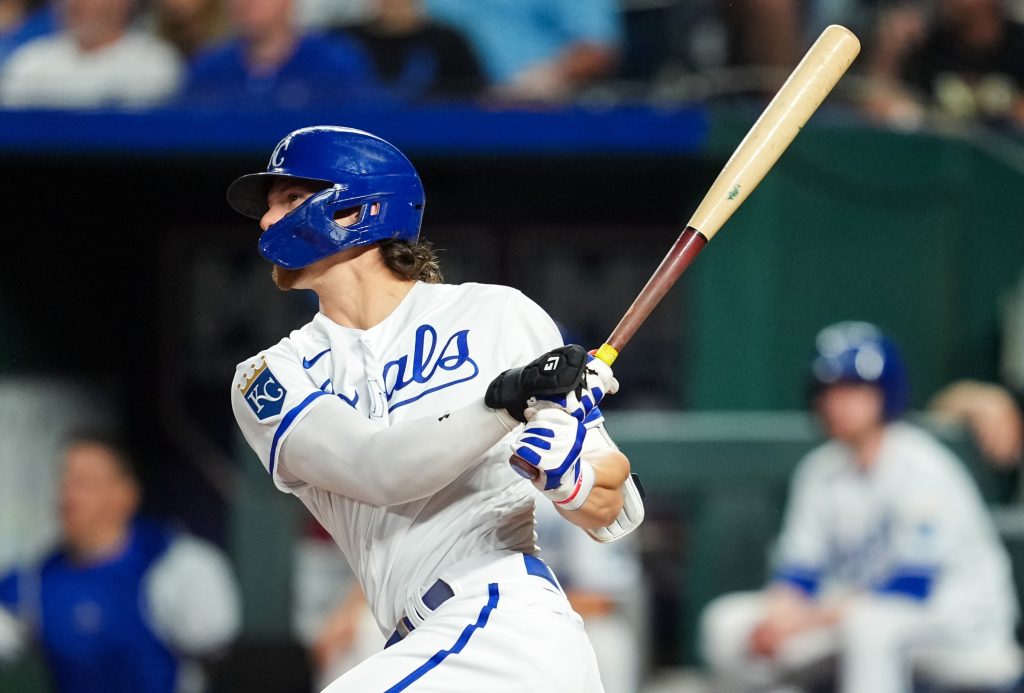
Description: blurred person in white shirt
xmin=0 ymin=0 xmax=182 ymax=108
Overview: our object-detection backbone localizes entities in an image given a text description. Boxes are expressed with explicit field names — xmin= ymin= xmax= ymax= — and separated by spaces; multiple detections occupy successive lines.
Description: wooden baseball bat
xmin=592 ymin=25 xmax=861 ymax=367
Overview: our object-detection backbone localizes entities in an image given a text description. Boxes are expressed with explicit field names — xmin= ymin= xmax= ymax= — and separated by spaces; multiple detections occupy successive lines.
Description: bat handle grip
xmin=509 ymin=453 xmax=540 ymax=481
xmin=592 ymin=343 xmax=619 ymax=366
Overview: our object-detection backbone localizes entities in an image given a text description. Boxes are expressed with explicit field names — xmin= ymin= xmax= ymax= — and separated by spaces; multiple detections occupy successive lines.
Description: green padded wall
xmin=685 ymin=115 xmax=1024 ymax=410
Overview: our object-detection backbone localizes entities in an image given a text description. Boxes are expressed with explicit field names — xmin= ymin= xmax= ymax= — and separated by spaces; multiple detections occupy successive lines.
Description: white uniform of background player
xmin=701 ymin=322 xmax=1022 ymax=693
xmin=226 ymin=125 xmax=644 ymax=692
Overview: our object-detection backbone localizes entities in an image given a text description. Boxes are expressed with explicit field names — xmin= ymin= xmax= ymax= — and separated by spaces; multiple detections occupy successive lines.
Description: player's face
xmin=262 ymin=178 xmax=373 ymax=290
xmin=261 ymin=177 xmax=321 ymax=231
xmin=58 ymin=444 xmax=139 ymax=550
xmin=815 ymin=383 xmax=885 ymax=444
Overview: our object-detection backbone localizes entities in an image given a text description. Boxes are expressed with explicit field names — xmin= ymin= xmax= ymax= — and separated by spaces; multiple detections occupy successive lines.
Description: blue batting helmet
xmin=226 ymin=126 xmax=425 ymax=269
xmin=809 ymin=321 xmax=910 ymax=420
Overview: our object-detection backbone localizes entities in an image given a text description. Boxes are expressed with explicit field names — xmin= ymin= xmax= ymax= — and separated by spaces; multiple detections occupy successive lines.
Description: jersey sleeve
xmin=231 ymin=345 xmax=336 ymax=494
xmin=232 ymin=342 xmax=518 ymax=506
xmin=772 ymin=456 xmax=831 ymax=596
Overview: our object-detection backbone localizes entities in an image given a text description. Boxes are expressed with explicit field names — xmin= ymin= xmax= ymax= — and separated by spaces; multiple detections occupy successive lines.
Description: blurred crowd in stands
xmin=2 ymin=0 xmax=1024 ymax=128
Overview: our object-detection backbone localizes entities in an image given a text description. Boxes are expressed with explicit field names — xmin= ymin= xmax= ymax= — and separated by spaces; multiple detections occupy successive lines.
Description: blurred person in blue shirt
xmin=0 ymin=0 xmax=57 ymax=66
xmin=0 ymin=434 xmax=240 ymax=693
xmin=183 ymin=0 xmax=378 ymax=109
xmin=424 ymin=0 xmax=621 ymax=101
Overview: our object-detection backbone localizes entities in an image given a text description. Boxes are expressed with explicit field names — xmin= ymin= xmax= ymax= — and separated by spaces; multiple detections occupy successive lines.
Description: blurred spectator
xmin=183 ymin=0 xmax=377 ymax=110
xmin=424 ymin=0 xmax=621 ymax=101
xmin=533 ymin=494 xmax=645 ymax=693
xmin=296 ymin=0 xmax=371 ymax=29
xmin=338 ymin=0 xmax=485 ymax=102
xmin=720 ymin=0 xmax=802 ymax=73
xmin=865 ymin=0 xmax=1024 ymax=126
xmin=0 ymin=434 xmax=240 ymax=693
xmin=929 ymin=379 xmax=1024 ymax=468
xmin=0 ymin=0 xmax=183 ymax=108
xmin=0 ymin=0 xmax=57 ymax=67
xmin=700 ymin=322 xmax=1021 ymax=692
xmin=151 ymin=0 xmax=227 ymax=60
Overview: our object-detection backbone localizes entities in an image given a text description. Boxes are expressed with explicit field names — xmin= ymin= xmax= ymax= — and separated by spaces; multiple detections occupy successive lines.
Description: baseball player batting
xmin=228 ymin=126 xmax=645 ymax=692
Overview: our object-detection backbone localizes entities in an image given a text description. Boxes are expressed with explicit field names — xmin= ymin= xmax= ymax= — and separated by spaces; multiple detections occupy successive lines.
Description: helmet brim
xmin=226 ymin=172 xmax=334 ymax=219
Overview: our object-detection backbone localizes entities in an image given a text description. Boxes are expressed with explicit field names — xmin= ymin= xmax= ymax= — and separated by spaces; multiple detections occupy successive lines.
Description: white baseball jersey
xmin=231 ymin=281 xmax=568 ymax=633
xmin=774 ymin=421 xmax=1018 ymax=631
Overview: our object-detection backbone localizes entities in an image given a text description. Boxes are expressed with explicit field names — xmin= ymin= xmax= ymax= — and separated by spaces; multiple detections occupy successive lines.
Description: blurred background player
xmin=700 ymin=321 xmax=1022 ymax=692
xmin=0 ymin=433 xmax=240 ymax=693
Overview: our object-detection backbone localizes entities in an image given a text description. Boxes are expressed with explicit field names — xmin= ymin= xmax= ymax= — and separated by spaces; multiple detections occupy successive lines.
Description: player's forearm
xmin=556 ymin=448 xmax=629 ymax=530
xmin=282 ymin=397 xmax=516 ymax=506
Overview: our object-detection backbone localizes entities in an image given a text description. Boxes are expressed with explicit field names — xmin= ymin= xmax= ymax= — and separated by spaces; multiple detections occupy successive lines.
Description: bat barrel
xmin=687 ymin=25 xmax=860 ymax=240
xmin=594 ymin=25 xmax=859 ymax=368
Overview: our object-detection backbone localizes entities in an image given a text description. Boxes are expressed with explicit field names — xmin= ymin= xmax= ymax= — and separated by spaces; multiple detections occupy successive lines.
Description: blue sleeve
xmin=772 ymin=564 xmax=823 ymax=597
xmin=874 ymin=566 xmax=937 ymax=601
xmin=0 ymin=570 xmax=20 ymax=610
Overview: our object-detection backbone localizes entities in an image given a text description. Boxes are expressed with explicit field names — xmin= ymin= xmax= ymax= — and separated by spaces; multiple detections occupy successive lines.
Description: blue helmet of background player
xmin=226 ymin=126 xmax=426 ymax=269
xmin=809 ymin=321 xmax=909 ymax=420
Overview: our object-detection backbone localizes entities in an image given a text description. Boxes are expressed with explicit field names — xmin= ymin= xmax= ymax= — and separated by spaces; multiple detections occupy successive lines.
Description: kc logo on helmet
xmin=269 ymin=135 xmax=293 ymax=169
xmin=242 ymin=361 xmax=287 ymax=420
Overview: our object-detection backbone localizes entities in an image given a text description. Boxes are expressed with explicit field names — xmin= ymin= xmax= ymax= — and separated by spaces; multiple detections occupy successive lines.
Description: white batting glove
xmin=510 ymin=409 xmax=594 ymax=511
xmin=527 ymin=354 xmax=620 ymax=423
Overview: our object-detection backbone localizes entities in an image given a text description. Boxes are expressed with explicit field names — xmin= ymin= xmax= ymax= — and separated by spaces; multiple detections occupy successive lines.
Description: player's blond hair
xmin=381 ymin=240 xmax=443 ymax=284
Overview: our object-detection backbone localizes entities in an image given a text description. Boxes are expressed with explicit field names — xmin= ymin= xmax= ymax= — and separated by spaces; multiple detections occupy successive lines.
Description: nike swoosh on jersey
xmin=302 ymin=348 xmax=331 ymax=369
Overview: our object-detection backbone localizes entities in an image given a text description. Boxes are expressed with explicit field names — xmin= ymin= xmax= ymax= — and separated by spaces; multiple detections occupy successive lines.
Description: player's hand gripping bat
xmin=592 ymin=24 xmax=861 ymax=367
xmin=505 ymin=26 xmax=859 ymax=524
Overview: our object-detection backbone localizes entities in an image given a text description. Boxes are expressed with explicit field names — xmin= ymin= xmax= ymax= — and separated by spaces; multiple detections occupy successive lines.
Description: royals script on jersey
xmin=231 ymin=282 xmax=563 ymax=631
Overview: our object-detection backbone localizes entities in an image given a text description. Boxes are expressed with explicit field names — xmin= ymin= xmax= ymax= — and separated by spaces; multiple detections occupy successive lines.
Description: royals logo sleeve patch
xmin=239 ymin=358 xmax=288 ymax=420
